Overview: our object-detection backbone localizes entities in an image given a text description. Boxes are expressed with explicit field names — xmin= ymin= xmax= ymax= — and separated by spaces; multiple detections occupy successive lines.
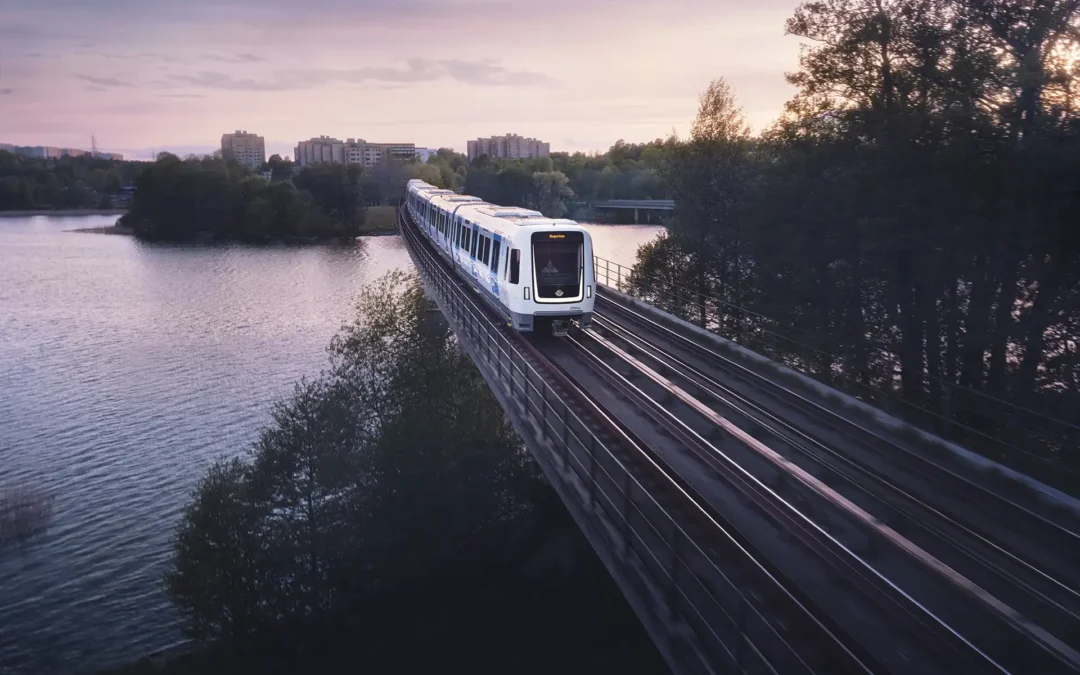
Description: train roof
xmin=429 ymin=193 xmax=485 ymax=210
xmin=472 ymin=205 xmax=544 ymax=222
xmin=411 ymin=183 xmax=590 ymax=240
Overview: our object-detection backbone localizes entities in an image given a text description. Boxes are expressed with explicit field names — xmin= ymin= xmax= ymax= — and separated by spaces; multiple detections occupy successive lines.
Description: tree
xmin=532 ymin=171 xmax=574 ymax=218
xmin=406 ymin=162 xmax=443 ymax=187
xmin=630 ymin=0 xmax=1080 ymax=479
xmin=661 ymin=78 xmax=753 ymax=326
xmin=164 ymin=273 xmax=543 ymax=642
xmin=165 ymin=459 xmax=267 ymax=641
xmin=291 ymin=164 xmax=366 ymax=229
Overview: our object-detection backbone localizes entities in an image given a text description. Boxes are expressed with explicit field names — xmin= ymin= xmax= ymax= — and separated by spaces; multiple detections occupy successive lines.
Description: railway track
xmin=399 ymin=206 xmax=1080 ymax=673
xmin=563 ymin=292 xmax=1080 ymax=673
xmin=398 ymin=207 xmax=884 ymax=674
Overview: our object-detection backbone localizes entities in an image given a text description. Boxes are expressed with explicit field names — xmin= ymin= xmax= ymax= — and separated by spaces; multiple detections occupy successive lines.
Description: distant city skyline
xmin=2 ymin=0 xmax=804 ymax=158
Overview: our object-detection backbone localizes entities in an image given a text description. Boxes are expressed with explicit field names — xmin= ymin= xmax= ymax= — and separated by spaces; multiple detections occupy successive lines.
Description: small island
xmin=120 ymin=154 xmax=397 ymax=241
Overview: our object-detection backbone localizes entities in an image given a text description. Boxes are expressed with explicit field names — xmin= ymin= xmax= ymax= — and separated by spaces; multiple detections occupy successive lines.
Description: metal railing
xmin=401 ymin=209 xmax=874 ymax=675
xmin=592 ymin=254 xmax=1080 ymax=493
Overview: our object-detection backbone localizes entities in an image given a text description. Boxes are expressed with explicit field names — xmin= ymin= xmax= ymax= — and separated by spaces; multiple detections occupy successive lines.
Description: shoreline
xmin=70 ymin=225 xmax=135 ymax=235
xmin=0 ymin=209 xmax=128 ymax=218
xmin=68 ymin=225 xmax=398 ymax=239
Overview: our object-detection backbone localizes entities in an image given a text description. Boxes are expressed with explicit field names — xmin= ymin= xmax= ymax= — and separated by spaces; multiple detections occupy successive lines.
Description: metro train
xmin=405 ymin=179 xmax=594 ymax=335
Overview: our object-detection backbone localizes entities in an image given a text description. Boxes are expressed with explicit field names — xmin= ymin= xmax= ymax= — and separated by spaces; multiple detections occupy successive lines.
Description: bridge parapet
xmin=398 ymin=207 xmax=874 ymax=675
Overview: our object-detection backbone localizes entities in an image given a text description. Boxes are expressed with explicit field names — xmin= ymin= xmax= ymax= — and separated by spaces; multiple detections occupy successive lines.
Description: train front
xmin=529 ymin=228 xmax=594 ymax=336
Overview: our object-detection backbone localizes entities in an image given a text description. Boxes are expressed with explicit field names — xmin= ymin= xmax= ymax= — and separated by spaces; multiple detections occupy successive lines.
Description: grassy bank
xmin=358 ymin=205 xmax=398 ymax=235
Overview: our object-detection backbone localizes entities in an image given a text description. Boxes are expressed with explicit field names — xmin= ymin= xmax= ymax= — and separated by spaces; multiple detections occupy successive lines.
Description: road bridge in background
xmin=584 ymin=199 xmax=674 ymax=223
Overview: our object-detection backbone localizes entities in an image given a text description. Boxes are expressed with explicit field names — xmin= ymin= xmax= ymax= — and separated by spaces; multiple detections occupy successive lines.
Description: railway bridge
xmin=577 ymin=199 xmax=674 ymax=223
xmin=396 ymin=206 xmax=1080 ymax=675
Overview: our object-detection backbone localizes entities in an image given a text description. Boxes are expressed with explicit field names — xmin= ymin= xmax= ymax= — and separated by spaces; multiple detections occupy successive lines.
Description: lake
xmin=0 ymin=215 xmax=662 ymax=674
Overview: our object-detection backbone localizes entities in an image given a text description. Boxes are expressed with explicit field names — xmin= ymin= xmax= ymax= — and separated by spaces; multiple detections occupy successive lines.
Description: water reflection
xmin=0 ymin=217 xmax=659 ymax=674
xmin=0 ymin=216 xmax=410 ymax=674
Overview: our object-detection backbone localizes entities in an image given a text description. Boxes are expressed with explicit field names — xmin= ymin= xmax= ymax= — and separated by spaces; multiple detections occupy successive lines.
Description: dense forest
xmin=0 ymin=151 xmax=141 ymax=210
xmin=626 ymin=0 xmax=1080 ymax=486
xmin=123 ymin=273 xmax=665 ymax=674
xmin=121 ymin=154 xmax=374 ymax=240
xmin=412 ymin=143 xmax=670 ymax=218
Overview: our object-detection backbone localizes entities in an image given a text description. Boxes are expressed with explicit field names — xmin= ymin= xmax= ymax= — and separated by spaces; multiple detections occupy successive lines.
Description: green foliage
xmin=0 ymin=151 xmax=139 ymax=210
xmin=632 ymin=0 xmax=1080 ymax=476
xmin=532 ymin=171 xmax=575 ymax=218
xmin=459 ymin=140 xmax=673 ymax=214
xmin=292 ymin=163 xmax=367 ymax=226
xmin=120 ymin=155 xmax=362 ymax=240
xmin=165 ymin=272 xmax=542 ymax=642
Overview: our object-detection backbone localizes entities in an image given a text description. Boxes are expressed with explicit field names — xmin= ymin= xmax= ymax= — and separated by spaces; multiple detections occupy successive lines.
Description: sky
xmin=0 ymin=0 xmax=805 ymax=160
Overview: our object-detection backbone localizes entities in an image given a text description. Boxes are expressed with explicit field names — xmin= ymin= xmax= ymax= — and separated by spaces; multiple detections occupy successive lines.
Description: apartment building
xmin=221 ymin=130 xmax=266 ymax=169
xmin=295 ymin=136 xmax=345 ymax=166
xmin=295 ymin=137 xmax=417 ymax=168
xmin=1 ymin=144 xmax=124 ymax=160
xmin=466 ymin=133 xmax=550 ymax=161
xmin=2 ymin=146 xmax=62 ymax=159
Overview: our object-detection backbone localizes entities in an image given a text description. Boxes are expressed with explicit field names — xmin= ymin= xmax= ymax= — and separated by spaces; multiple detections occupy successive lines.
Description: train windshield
xmin=531 ymin=231 xmax=583 ymax=300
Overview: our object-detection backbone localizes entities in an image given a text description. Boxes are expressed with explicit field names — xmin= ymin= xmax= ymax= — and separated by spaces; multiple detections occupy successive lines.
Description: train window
xmin=509 ymin=249 xmax=520 ymax=284
xmin=491 ymin=240 xmax=501 ymax=271
xmin=483 ymin=236 xmax=491 ymax=265
xmin=471 ymin=228 xmax=479 ymax=257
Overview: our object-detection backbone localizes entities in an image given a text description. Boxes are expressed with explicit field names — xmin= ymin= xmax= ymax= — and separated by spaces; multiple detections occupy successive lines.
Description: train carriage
xmin=406 ymin=179 xmax=594 ymax=335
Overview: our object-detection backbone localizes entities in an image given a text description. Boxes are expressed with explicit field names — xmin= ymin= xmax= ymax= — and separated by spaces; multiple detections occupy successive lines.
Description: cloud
xmin=75 ymin=74 xmax=135 ymax=88
xmin=163 ymin=71 xmax=296 ymax=91
xmin=86 ymin=85 xmax=108 ymax=92
xmin=157 ymin=58 xmax=553 ymax=92
xmin=95 ymin=52 xmax=179 ymax=63
xmin=439 ymin=59 xmax=556 ymax=86
xmin=0 ymin=88 xmax=13 ymax=95
xmin=202 ymin=52 xmax=265 ymax=63
xmin=156 ymin=93 xmax=205 ymax=98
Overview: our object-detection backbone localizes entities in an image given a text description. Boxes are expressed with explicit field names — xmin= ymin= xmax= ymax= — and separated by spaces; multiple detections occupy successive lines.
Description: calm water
xmin=0 ymin=216 xmax=661 ymax=674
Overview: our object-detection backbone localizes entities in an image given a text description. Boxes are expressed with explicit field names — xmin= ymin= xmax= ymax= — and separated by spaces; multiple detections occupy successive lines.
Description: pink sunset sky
xmin=0 ymin=0 xmax=804 ymax=159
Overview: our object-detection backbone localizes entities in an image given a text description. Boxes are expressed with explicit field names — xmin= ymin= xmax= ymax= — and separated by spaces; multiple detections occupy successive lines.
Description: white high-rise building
xmin=221 ymin=130 xmax=266 ymax=169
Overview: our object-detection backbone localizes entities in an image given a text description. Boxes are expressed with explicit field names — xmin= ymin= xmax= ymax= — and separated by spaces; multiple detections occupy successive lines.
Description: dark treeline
xmin=412 ymin=144 xmax=670 ymax=218
xmin=0 ymin=151 xmax=141 ymax=210
xmin=124 ymin=273 xmax=664 ymax=674
xmin=121 ymin=154 xmax=369 ymax=240
xmin=631 ymin=0 xmax=1080 ymax=483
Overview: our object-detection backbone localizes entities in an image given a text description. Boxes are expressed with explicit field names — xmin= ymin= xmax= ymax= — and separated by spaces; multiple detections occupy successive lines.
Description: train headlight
xmin=524 ymin=287 xmax=531 ymax=300
xmin=586 ymin=285 xmax=592 ymax=298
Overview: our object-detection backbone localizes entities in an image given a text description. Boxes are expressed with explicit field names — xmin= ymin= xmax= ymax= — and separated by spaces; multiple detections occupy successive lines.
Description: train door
xmin=490 ymin=234 xmax=503 ymax=299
